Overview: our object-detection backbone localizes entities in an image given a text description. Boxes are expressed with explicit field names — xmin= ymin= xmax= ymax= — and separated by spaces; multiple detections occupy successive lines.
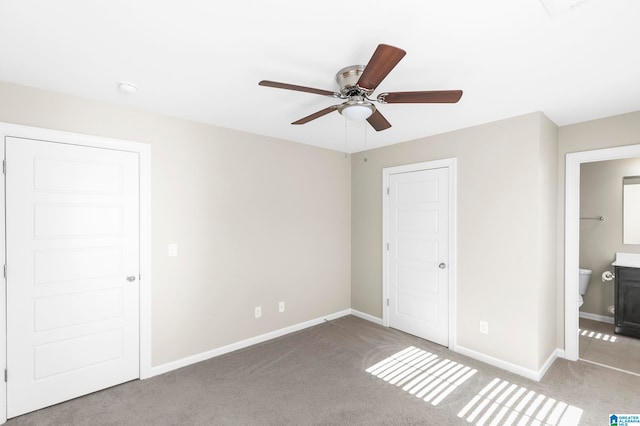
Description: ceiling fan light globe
xmin=341 ymin=104 xmax=374 ymax=121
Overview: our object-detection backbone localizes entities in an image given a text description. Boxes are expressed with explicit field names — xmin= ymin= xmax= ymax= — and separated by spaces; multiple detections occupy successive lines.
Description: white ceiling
xmin=1 ymin=0 xmax=639 ymax=153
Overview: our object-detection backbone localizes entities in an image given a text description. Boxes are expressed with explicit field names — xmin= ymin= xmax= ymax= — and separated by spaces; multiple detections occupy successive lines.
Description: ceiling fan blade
xmin=292 ymin=105 xmax=339 ymax=125
xmin=367 ymin=109 xmax=392 ymax=131
xmin=356 ymin=44 xmax=407 ymax=92
xmin=259 ymin=80 xmax=337 ymax=97
xmin=379 ymin=90 xmax=463 ymax=104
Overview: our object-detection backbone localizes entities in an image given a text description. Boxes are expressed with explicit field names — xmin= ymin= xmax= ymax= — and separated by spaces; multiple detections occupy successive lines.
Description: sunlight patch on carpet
xmin=457 ymin=378 xmax=583 ymax=426
xmin=366 ymin=346 xmax=477 ymax=406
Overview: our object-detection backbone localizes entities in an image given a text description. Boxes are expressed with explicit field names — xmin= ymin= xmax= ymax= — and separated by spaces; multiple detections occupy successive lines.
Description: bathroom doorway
xmin=565 ymin=144 xmax=640 ymax=375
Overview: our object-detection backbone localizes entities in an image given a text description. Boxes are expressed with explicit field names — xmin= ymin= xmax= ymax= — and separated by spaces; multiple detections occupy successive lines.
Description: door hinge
xmin=2 ymin=159 xmax=5 ymax=175
xmin=4 ymin=369 xmax=7 ymax=382
xmin=386 ymin=242 xmax=389 ymax=251
xmin=386 ymin=298 xmax=390 ymax=307
xmin=3 ymin=264 xmax=6 ymax=279
xmin=386 ymin=187 xmax=389 ymax=195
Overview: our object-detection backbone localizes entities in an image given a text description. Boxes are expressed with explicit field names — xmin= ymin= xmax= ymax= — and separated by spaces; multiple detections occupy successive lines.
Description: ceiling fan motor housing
xmin=336 ymin=65 xmax=372 ymax=97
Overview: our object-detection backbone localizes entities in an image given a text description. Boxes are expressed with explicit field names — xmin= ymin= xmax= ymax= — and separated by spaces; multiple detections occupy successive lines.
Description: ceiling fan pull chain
xmin=363 ymin=121 xmax=369 ymax=162
xmin=344 ymin=116 xmax=348 ymax=157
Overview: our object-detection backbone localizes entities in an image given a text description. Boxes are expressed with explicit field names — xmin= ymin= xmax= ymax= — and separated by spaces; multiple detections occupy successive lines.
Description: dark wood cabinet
xmin=614 ymin=266 xmax=640 ymax=338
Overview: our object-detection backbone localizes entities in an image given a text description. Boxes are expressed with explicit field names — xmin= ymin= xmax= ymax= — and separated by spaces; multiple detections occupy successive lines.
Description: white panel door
xmin=5 ymin=137 xmax=140 ymax=418
xmin=388 ymin=167 xmax=449 ymax=346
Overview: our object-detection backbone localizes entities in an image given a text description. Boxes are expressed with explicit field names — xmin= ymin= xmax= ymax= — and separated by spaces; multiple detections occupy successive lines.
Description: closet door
xmin=5 ymin=137 xmax=140 ymax=417
xmin=387 ymin=167 xmax=450 ymax=346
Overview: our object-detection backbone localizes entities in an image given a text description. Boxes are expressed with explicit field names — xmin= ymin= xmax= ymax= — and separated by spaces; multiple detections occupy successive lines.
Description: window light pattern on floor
xmin=579 ymin=328 xmax=617 ymax=342
xmin=366 ymin=346 xmax=477 ymax=406
xmin=457 ymin=378 xmax=583 ymax=426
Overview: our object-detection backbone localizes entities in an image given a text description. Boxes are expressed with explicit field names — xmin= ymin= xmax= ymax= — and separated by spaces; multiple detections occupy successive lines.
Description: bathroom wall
xmin=580 ymin=158 xmax=640 ymax=319
xmin=557 ymin=110 xmax=640 ymax=348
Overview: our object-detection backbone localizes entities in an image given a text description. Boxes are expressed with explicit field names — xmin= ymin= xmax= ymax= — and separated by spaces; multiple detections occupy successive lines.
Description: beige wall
xmin=556 ymin=110 xmax=640 ymax=347
xmin=536 ymin=116 xmax=559 ymax=367
xmin=0 ymin=81 xmax=351 ymax=366
xmin=6 ymin=76 xmax=640 ymax=377
xmin=351 ymin=112 xmax=558 ymax=372
xmin=579 ymin=158 xmax=640 ymax=318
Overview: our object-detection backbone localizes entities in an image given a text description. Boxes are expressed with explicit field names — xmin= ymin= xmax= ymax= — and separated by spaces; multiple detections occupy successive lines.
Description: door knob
xmin=439 ymin=263 xmax=447 ymax=269
xmin=126 ymin=275 xmax=137 ymax=282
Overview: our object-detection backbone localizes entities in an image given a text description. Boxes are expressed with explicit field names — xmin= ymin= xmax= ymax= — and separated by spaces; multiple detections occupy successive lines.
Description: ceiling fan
xmin=259 ymin=43 xmax=463 ymax=131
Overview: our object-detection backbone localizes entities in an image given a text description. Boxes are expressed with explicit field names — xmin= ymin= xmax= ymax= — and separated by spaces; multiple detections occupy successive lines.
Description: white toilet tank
xmin=579 ymin=268 xmax=592 ymax=295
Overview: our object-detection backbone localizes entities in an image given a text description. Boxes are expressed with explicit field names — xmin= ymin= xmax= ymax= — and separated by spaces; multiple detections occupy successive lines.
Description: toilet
xmin=578 ymin=268 xmax=592 ymax=308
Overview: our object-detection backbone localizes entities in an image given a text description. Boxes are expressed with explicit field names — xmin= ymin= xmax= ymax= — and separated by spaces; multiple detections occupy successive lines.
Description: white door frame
xmin=0 ymin=122 xmax=152 ymax=423
xmin=564 ymin=143 xmax=640 ymax=361
xmin=382 ymin=158 xmax=457 ymax=350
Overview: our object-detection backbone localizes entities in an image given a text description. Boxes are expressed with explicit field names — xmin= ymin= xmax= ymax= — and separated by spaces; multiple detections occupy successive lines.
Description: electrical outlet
xmin=254 ymin=306 xmax=262 ymax=319
xmin=278 ymin=301 xmax=285 ymax=313
xmin=479 ymin=321 xmax=489 ymax=334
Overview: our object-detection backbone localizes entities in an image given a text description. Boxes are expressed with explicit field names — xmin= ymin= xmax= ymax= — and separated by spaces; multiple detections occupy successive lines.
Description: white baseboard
xmin=150 ymin=309 xmax=352 ymax=377
xmin=151 ymin=308 xmax=565 ymax=384
xmin=350 ymin=309 xmax=383 ymax=325
xmin=538 ymin=348 xmax=562 ymax=379
xmin=455 ymin=345 xmax=562 ymax=382
xmin=579 ymin=311 xmax=614 ymax=324
xmin=335 ymin=310 xmax=567 ymax=381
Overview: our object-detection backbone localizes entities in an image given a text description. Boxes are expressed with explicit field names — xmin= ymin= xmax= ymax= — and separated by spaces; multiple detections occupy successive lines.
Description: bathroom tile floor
xmin=579 ymin=317 xmax=640 ymax=375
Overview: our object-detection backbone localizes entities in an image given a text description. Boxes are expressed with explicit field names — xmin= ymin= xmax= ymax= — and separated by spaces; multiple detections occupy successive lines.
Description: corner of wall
xmin=536 ymin=112 xmax=560 ymax=369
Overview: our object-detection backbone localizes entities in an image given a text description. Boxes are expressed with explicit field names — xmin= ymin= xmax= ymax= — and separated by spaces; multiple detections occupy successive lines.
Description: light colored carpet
xmin=6 ymin=315 xmax=640 ymax=425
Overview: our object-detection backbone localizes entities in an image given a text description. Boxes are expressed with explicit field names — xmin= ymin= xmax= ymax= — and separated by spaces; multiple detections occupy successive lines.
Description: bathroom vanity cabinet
xmin=614 ymin=266 xmax=640 ymax=338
